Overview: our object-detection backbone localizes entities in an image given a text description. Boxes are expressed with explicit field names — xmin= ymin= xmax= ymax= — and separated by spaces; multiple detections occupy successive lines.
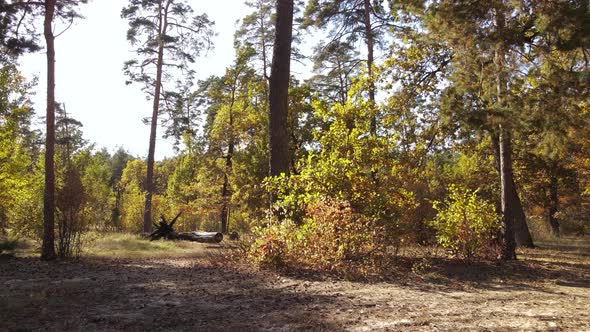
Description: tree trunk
xmin=548 ymin=166 xmax=560 ymax=236
xmin=41 ymin=0 xmax=57 ymax=261
xmin=499 ymin=126 xmax=517 ymax=260
xmin=220 ymin=73 xmax=240 ymax=233
xmin=496 ymin=5 xmax=516 ymax=260
xmin=220 ymin=141 xmax=234 ymax=234
xmin=175 ymin=232 xmax=223 ymax=243
xmin=363 ymin=0 xmax=376 ymax=135
xmin=491 ymin=135 xmax=535 ymax=248
xmin=268 ymin=0 xmax=293 ymax=181
xmin=143 ymin=0 xmax=169 ymax=233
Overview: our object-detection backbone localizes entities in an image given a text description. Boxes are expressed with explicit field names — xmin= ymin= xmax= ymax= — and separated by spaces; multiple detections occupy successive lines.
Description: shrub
xmin=249 ymin=197 xmax=386 ymax=275
xmin=296 ymin=198 xmax=385 ymax=271
xmin=430 ymin=184 xmax=501 ymax=261
xmin=248 ymin=220 xmax=294 ymax=269
xmin=56 ymin=165 xmax=86 ymax=259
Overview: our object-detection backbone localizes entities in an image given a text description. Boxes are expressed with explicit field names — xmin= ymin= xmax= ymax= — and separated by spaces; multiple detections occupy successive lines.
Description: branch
xmin=54 ymin=16 xmax=75 ymax=38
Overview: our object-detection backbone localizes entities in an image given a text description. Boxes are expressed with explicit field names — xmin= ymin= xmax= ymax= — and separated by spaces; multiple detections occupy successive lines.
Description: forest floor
xmin=1 ymin=236 xmax=589 ymax=331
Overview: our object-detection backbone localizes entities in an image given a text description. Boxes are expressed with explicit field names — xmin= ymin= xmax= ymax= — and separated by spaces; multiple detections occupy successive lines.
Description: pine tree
xmin=122 ymin=0 xmax=214 ymax=233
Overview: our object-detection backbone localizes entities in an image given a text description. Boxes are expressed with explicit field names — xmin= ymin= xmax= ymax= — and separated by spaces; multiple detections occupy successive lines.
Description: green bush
xmin=430 ymin=184 xmax=501 ymax=261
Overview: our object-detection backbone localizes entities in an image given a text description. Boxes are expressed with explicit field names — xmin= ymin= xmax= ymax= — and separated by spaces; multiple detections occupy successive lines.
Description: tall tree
xmin=422 ymin=0 xmax=546 ymax=257
xmin=122 ymin=0 xmax=214 ymax=233
xmin=494 ymin=4 xmax=516 ymax=259
xmin=41 ymin=0 xmax=58 ymax=260
xmin=0 ymin=0 xmax=40 ymax=61
xmin=0 ymin=64 xmax=38 ymax=235
xmin=0 ymin=0 xmax=87 ymax=259
xmin=309 ymin=41 xmax=360 ymax=104
xmin=234 ymin=0 xmax=275 ymax=85
xmin=268 ymin=0 xmax=294 ymax=180
xmin=302 ymin=0 xmax=394 ymax=135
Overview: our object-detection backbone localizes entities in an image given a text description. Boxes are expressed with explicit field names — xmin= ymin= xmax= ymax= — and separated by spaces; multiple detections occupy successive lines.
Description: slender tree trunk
xmin=220 ymin=142 xmax=233 ymax=234
xmin=496 ymin=5 xmax=516 ymax=260
xmin=492 ymin=135 xmax=535 ymax=247
xmin=268 ymin=0 xmax=293 ymax=181
xmin=220 ymin=83 xmax=236 ymax=234
xmin=363 ymin=0 xmax=376 ymax=135
xmin=143 ymin=0 xmax=169 ymax=233
xmin=499 ymin=126 xmax=517 ymax=260
xmin=548 ymin=165 xmax=560 ymax=236
xmin=337 ymin=57 xmax=346 ymax=104
xmin=41 ymin=0 xmax=57 ymax=261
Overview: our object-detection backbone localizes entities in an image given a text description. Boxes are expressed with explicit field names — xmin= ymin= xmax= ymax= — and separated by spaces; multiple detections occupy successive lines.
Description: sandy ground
xmin=1 ymin=238 xmax=589 ymax=331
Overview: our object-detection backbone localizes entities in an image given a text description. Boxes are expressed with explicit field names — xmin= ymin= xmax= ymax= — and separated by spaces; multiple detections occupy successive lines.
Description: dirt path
xmin=1 ymin=240 xmax=589 ymax=331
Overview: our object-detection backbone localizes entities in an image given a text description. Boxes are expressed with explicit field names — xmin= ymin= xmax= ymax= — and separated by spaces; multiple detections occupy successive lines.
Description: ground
xmin=1 ymin=237 xmax=589 ymax=331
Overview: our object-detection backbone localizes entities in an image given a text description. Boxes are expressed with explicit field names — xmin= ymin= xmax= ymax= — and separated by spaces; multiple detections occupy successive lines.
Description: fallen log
xmin=149 ymin=213 xmax=223 ymax=243
xmin=174 ymin=232 xmax=223 ymax=243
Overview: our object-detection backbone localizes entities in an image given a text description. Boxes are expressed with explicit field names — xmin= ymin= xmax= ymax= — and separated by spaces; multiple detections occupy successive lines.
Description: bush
xmin=248 ymin=220 xmax=294 ymax=269
xmin=249 ymin=197 xmax=386 ymax=275
xmin=56 ymin=165 xmax=86 ymax=259
xmin=430 ymin=184 xmax=501 ymax=261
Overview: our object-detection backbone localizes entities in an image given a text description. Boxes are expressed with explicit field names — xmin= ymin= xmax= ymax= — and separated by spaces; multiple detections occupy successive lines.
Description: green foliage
xmin=118 ymin=159 xmax=174 ymax=233
xmin=265 ymin=85 xmax=416 ymax=241
xmin=430 ymin=184 xmax=501 ymax=261
xmin=75 ymin=148 xmax=115 ymax=230
xmin=0 ymin=64 xmax=43 ymax=239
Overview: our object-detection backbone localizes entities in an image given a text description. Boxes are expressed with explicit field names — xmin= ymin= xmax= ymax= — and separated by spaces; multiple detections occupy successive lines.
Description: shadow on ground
xmin=1 ymin=237 xmax=589 ymax=331
xmin=0 ymin=255 xmax=340 ymax=331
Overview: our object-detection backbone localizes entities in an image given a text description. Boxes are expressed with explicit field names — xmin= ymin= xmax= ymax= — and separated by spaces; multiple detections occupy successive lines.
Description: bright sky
xmin=19 ymin=1 xmax=250 ymax=160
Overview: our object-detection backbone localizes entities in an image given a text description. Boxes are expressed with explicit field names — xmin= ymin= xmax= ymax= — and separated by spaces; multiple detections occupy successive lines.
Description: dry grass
xmin=83 ymin=232 xmax=216 ymax=258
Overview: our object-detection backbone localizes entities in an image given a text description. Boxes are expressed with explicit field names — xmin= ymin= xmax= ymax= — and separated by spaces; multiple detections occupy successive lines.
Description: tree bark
xmin=220 ymin=112 xmax=234 ymax=234
xmin=496 ymin=4 xmax=516 ymax=260
xmin=363 ymin=0 xmax=376 ymax=136
xmin=499 ymin=126 xmax=517 ymax=260
xmin=491 ymin=135 xmax=535 ymax=248
xmin=41 ymin=0 xmax=57 ymax=261
xmin=268 ymin=0 xmax=293 ymax=182
xmin=143 ymin=0 xmax=169 ymax=233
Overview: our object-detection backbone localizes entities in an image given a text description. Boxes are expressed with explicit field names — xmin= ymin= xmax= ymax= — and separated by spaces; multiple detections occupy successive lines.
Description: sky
xmin=19 ymin=0 xmax=251 ymax=160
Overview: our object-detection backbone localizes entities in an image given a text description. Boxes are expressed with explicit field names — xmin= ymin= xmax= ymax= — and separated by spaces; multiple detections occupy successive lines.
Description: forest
xmin=1 ymin=0 xmax=590 ymax=330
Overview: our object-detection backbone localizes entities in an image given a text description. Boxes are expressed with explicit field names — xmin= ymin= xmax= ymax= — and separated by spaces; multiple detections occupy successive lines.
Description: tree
xmin=234 ymin=0 xmax=275 ymax=85
xmin=515 ymin=1 xmax=590 ymax=236
xmin=309 ymin=41 xmax=360 ymax=105
xmin=0 ymin=0 xmax=41 ymax=61
xmin=41 ymin=0 xmax=58 ymax=260
xmin=302 ymin=0 xmax=394 ymax=135
xmin=39 ymin=0 xmax=87 ymax=260
xmin=109 ymin=147 xmax=134 ymax=228
xmin=0 ymin=64 xmax=39 ymax=237
xmin=122 ymin=0 xmax=214 ymax=233
xmin=268 ymin=0 xmax=294 ymax=182
xmin=55 ymin=102 xmax=86 ymax=165
xmin=0 ymin=0 xmax=89 ymax=261
xmin=419 ymin=0 xmax=547 ymax=258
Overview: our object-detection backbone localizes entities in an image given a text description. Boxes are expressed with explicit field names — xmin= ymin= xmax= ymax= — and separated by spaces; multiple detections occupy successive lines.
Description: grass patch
xmin=84 ymin=232 xmax=209 ymax=258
